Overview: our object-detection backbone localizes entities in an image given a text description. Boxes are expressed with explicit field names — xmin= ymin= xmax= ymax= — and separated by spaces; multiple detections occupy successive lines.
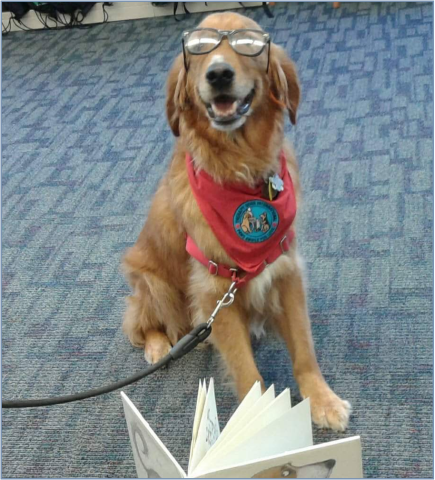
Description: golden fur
xmin=122 ymin=12 xmax=350 ymax=431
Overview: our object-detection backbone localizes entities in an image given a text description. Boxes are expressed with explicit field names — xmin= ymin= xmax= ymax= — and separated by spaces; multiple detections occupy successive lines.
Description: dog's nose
xmin=206 ymin=62 xmax=235 ymax=89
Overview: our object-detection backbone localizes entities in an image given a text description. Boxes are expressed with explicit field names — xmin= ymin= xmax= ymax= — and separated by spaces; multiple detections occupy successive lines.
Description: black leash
xmin=2 ymin=323 xmax=211 ymax=409
xmin=3 ymin=282 xmax=238 ymax=409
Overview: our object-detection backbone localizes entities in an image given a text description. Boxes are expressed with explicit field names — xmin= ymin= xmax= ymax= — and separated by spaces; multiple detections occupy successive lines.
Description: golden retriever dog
xmin=122 ymin=12 xmax=351 ymax=431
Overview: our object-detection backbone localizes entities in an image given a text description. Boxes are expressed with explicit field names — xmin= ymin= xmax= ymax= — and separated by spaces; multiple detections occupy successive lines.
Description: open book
xmin=121 ymin=379 xmax=363 ymax=478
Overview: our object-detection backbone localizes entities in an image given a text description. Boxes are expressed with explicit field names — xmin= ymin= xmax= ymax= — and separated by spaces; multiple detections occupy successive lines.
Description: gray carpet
xmin=2 ymin=2 xmax=433 ymax=478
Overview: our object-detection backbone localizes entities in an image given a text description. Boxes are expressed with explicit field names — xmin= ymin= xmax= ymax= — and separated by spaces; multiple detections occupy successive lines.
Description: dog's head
xmin=252 ymin=459 xmax=336 ymax=478
xmin=166 ymin=12 xmax=300 ymax=137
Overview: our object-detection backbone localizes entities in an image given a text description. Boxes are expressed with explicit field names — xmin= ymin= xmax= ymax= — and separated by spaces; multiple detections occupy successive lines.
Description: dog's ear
xmin=166 ymin=54 xmax=188 ymax=137
xmin=268 ymin=44 xmax=300 ymax=125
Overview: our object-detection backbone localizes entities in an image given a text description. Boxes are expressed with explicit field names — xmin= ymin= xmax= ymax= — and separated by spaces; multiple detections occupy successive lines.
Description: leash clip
xmin=206 ymin=281 xmax=238 ymax=328
xmin=169 ymin=323 xmax=212 ymax=361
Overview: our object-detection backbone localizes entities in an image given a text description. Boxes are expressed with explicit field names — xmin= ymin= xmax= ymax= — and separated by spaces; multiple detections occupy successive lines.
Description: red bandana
xmin=185 ymin=152 xmax=297 ymax=275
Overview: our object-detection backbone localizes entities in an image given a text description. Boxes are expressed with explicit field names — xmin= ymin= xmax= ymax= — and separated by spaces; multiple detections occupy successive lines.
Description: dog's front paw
xmin=309 ymin=390 xmax=351 ymax=432
xmin=144 ymin=331 xmax=172 ymax=364
xmin=301 ymin=381 xmax=351 ymax=432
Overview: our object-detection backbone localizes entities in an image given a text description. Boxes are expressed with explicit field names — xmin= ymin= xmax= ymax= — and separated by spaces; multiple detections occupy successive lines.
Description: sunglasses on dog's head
xmin=182 ymin=28 xmax=271 ymax=72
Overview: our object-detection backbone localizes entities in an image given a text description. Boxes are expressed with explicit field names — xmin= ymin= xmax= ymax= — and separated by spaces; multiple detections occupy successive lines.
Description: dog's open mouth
xmin=205 ymin=89 xmax=255 ymax=126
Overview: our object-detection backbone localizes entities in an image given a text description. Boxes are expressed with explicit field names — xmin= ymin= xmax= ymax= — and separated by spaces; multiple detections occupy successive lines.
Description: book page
xmin=198 ymin=388 xmax=292 ymax=473
xmin=188 ymin=378 xmax=220 ymax=476
xmin=201 ymin=380 xmax=263 ymax=462
xmin=219 ymin=383 xmax=276 ymax=441
xmin=121 ymin=392 xmax=186 ymax=479
xmin=189 ymin=380 xmax=207 ymax=466
xmin=196 ymin=436 xmax=363 ymax=479
xmin=195 ymin=398 xmax=312 ymax=476
xmin=196 ymin=386 xmax=285 ymax=473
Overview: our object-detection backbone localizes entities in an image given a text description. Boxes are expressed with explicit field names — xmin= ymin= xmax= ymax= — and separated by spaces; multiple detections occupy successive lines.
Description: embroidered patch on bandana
xmin=233 ymin=200 xmax=279 ymax=243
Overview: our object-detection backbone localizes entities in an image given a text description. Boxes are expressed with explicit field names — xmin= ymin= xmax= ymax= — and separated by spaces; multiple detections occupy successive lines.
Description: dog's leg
xmin=123 ymin=262 xmax=189 ymax=363
xmin=213 ymin=307 xmax=265 ymax=399
xmin=123 ymin=292 xmax=177 ymax=364
xmin=274 ymin=262 xmax=351 ymax=431
xmin=193 ymin=293 xmax=264 ymax=399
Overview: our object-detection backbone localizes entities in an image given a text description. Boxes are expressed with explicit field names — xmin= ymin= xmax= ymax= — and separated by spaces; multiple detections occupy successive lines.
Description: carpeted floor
xmin=2 ymin=2 xmax=433 ymax=478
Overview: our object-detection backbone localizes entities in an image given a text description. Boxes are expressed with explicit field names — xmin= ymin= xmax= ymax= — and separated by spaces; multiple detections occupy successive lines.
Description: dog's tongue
xmin=211 ymin=97 xmax=238 ymax=117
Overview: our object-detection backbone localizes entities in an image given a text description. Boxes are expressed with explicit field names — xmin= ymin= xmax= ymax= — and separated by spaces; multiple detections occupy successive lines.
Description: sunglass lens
xmin=230 ymin=30 xmax=267 ymax=55
xmin=185 ymin=29 xmax=221 ymax=54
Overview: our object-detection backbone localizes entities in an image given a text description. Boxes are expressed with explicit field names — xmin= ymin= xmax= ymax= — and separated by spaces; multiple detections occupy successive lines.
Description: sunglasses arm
xmin=182 ymin=39 xmax=189 ymax=72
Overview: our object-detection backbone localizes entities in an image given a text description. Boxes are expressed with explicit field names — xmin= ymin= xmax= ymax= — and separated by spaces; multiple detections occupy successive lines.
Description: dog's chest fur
xmin=244 ymin=250 xmax=303 ymax=335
